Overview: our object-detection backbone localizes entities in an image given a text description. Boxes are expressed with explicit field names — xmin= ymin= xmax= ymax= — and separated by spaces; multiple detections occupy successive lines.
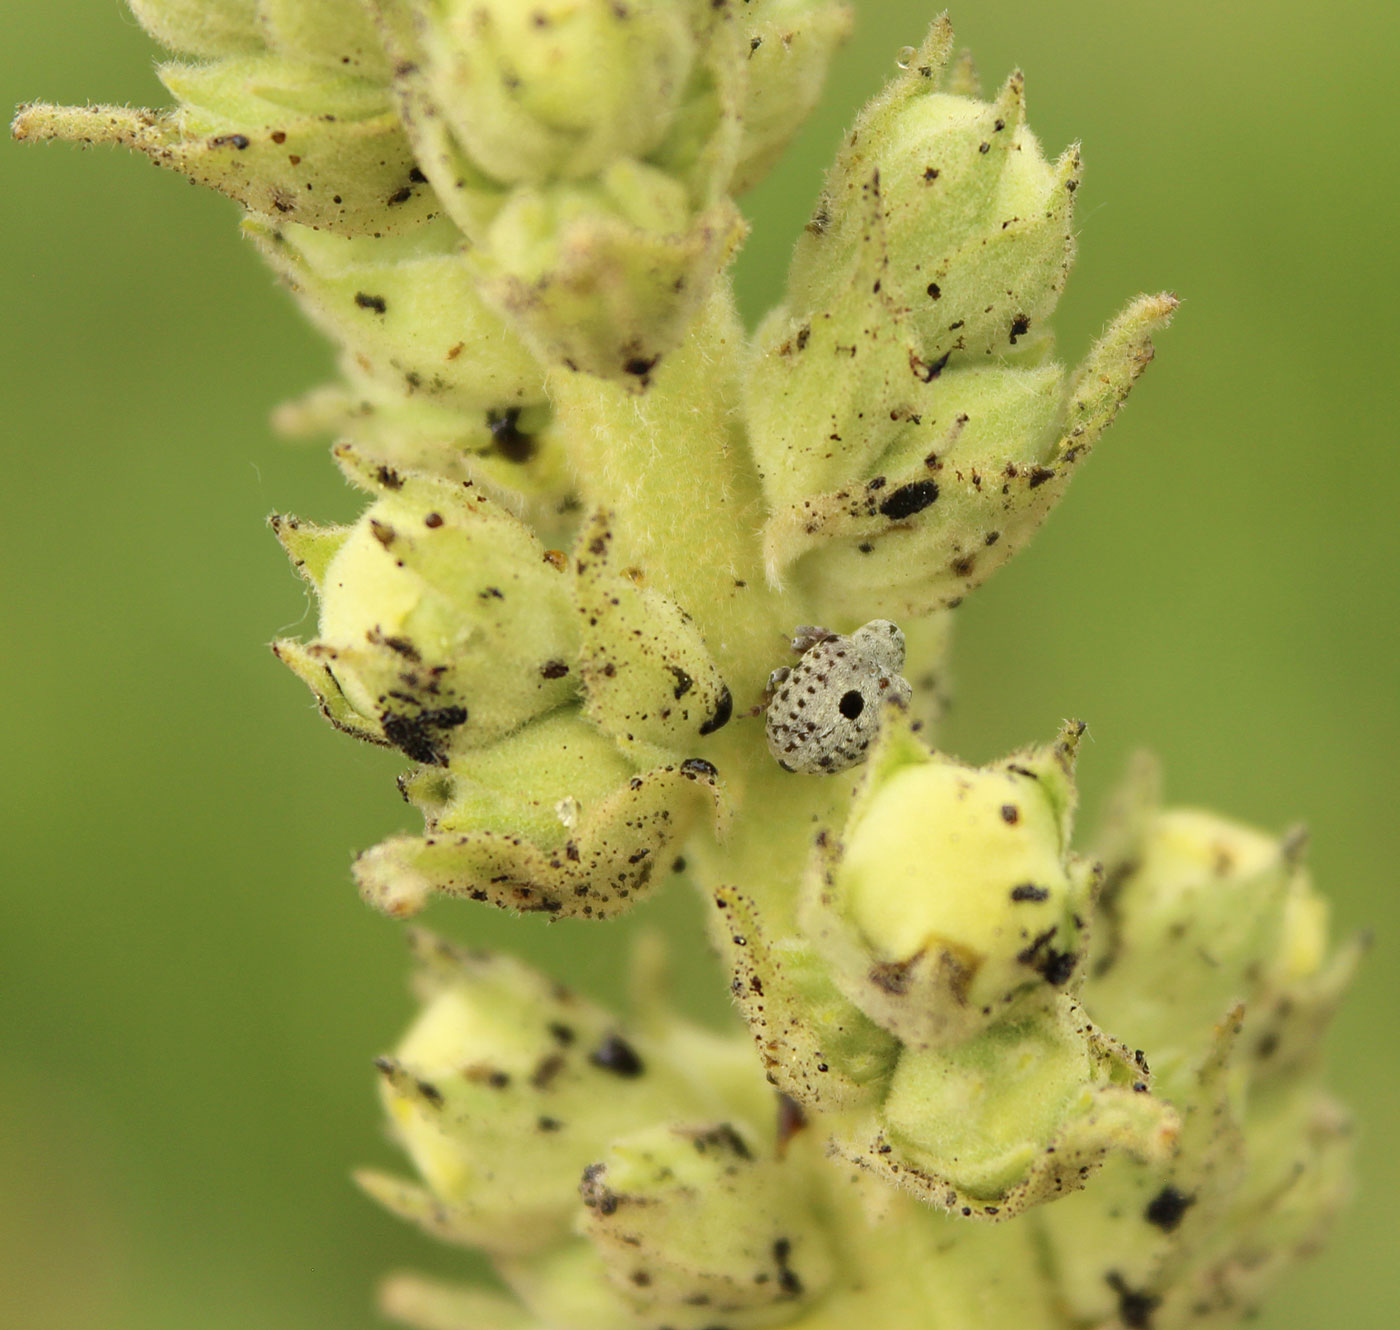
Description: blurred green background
xmin=3 ymin=2 xmax=1396 ymax=1327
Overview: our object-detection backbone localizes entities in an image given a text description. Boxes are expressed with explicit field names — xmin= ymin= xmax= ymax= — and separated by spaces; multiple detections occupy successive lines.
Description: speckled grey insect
xmin=764 ymin=620 xmax=912 ymax=773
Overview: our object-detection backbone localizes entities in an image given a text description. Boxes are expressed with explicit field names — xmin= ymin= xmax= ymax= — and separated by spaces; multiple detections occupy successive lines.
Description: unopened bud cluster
xmin=18 ymin=7 xmax=1358 ymax=1330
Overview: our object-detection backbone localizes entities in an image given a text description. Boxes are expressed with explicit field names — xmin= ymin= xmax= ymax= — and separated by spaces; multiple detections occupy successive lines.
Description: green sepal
xmin=247 ymin=217 xmax=547 ymax=412
xmin=268 ymin=512 xmax=348 ymax=591
xmin=572 ymin=510 xmax=732 ymax=760
xmin=730 ymin=1 xmax=854 ymax=194
xmin=1033 ymin=1007 xmax=1248 ymax=1325
xmin=579 ymin=1121 xmax=834 ymax=1323
xmin=274 ymin=380 xmax=578 ymax=542
xmin=830 ymin=996 xmax=1179 ymax=1218
xmin=714 ymin=885 xmax=897 ymax=1111
xmin=356 ymin=737 xmax=728 ymax=919
xmin=257 ymin=0 xmax=391 ymax=80
xmin=270 ymin=636 xmax=386 ymax=746
xmin=16 ymin=55 xmax=433 ymax=237
xmin=761 ymin=293 xmax=1178 ymax=618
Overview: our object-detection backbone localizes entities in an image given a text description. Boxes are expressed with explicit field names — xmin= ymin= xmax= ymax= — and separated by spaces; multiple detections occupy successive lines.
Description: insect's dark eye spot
xmin=839 ymin=690 xmax=865 ymax=720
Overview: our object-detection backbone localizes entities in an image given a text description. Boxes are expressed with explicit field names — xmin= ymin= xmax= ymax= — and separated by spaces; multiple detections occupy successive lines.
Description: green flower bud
xmin=127 ymin=0 xmax=264 ymax=59
xmin=356 ymin=708 xmax=727 ymax=919
xmin=578 ymin=1122 xmax=833 ymax=1326
xmin=573 ymin=510 xmax=732 ymax=764
xmin=247 ymin=217 xmax=545 ymax=411
xmin=405 ymin=0 xmax=696 ymax=185
xmin=472 ymin=160 xmax=745 ymax=382
xmin=1023 ymin=761 xmax=1362 ymax=1328
xmin=743 ymin=17 xmax=1176 ymax=614
xmin=758 ymin=292 xmax=1176 ymax=619
xmin=273 ymin=444 xmax=577 ymax=762
xmin=732 ymin=1 xmax=854 ymax=194
xmin=359 ymin=930 xmax=724 ymax=1260
xmin=1085 ymin=761 xmax=1364 ymax=1098
xmin=15 ymin=56 xmax=433 ymax=237
xmin=802 ymin=718 xmax=1095 ymax=1048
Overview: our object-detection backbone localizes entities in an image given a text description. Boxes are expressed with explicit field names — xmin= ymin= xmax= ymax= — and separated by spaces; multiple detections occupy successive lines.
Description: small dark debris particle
xmin=773 ymin=1238 xmax=804 ymax=1297
xmin=699 ymin=685 xmax=733 ymax=735
xmin=681 ymin=757 xmax=718 ymax=779
xmin=978 ymin=141 xmax=990 ymax=154
xmin=985 ymin=530 xmax=1001 ymax=546
xmin=486 ymin=407 xmax=536 ymax=463
xmin=387 ymin=185 xmax=413 ymax=206
xmin=374 ymin=464 xmax=403 ymax=490
xmin=354 ymin=291 xmax=388 ymax=314
xmin=530 ymin=1052 xmax=566 ymax=1090
xmin=590 ymin=1034 xmax=645 ymax=1078
xmin=1106 ymin=1273 xmax=1161 ymax=1329
xmin=623 ymin=354 xmax=658 ymax=379
xmin=668 ymin=666 xmax=694 ymax=699
xmin=547 ymin=1021 xmax=576 ymax=1046
xmin=537 ymin=1115 xmax=563 ymax=1131
xmin=409 ymin=166 xmax=428 ymax=183
xmin=927 ymin=282 xmax=942 ymax=300
xmin=1009 ymin=314 xmax=1031 ymax=344
xmin=423 ymin=512 xmax=443 ymax=528
xmin=414 ymin=1078 xmax=443 ymax=1107
xmin=1001 ymin=804 xmax=1020 ymax=824
xmin=1028 ymin=466 xmax=1055 ymax=488
xmin=879 ymin=481 xmax=939 ymax=520
xmin=1010 ymin=883 xmax=1049 ymax=902
xmin=540 ymin=659 xmax=570 ymax=679
xmin=923 ymin=166 xmax=940 ymax=182
xmin=1144 ymin=1186 xmax=1195 ymax=1233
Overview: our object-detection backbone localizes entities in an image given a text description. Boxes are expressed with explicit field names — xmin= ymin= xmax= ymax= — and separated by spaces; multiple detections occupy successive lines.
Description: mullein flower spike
xmin=17 ymin=7 xmax=1358 ymax=1330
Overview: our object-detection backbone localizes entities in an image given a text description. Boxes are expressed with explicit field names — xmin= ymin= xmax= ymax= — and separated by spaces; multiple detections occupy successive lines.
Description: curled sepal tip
xmin=356 ymin=752 xmax=727 ymax=919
